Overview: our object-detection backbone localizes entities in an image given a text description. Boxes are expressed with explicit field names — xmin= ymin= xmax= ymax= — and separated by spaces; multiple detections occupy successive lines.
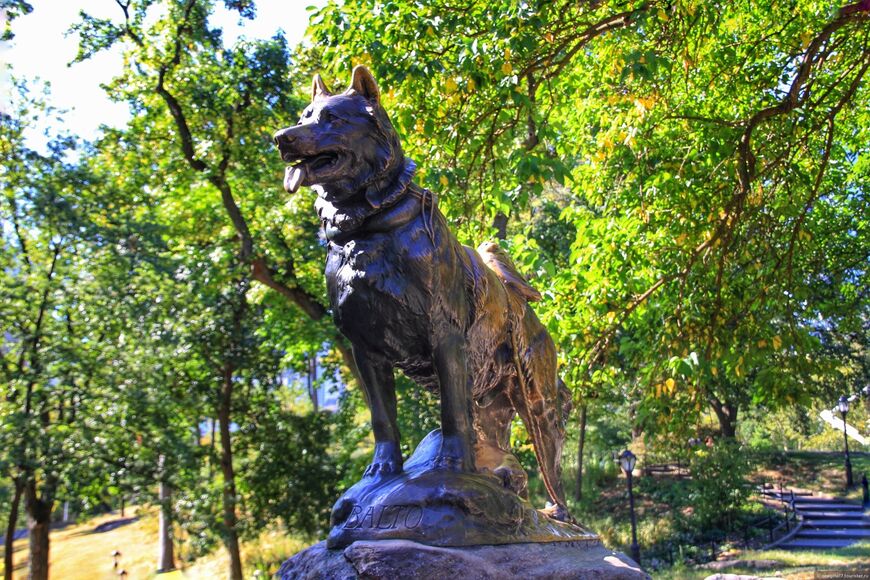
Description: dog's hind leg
xmin=475 ymin=385 xmax=528 ymax=497
xmin=354 ymin=348 xmax=403 ymax=477
xmin=432 ymin=332 xmax=477 ymax=472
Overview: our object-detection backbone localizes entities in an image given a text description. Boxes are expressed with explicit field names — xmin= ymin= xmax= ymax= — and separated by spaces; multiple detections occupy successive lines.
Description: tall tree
xmin=0 ymin=86 xmax=146 ymax=579
xmin=74 ymin=0 xmax=361 ymax=387
xmin=306 ymin=0 xmax=870 ymax=439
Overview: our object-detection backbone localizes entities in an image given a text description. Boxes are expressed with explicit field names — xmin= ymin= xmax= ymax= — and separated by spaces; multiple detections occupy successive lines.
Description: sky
xmin=0 ymin=0 xmax=327 ymax=143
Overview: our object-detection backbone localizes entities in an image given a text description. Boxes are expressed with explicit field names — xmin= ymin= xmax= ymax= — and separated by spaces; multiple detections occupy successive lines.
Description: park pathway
xmin=767 ymin=489 xmax=869 ymax=550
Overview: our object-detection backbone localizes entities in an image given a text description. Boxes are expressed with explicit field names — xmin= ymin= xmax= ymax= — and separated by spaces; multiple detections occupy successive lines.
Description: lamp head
xmin=838 ymin=395 xmax=850 ymax=414
xmin=618 ymin=449 xmax=637 ymax=474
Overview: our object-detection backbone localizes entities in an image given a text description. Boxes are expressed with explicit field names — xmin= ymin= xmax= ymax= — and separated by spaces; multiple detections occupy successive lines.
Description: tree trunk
xmin=218 ymin=367 xmax=243 ymax=580
xmin=489 ymin=73 xmax=537 ymax=244
xmin=27 ymin=519 xmax=50 ymax=580
xmin=710 ymin=398 xmax=738 ymax=438
xmin=24 ymin=481 xmax=53 ymax=580
xmin=4 ymin=479 xmax=23 ymax=580
xmin=307 ymin=353 xmax=319 ymax=412
xmin=574 ymin=404 xmax=588 ymax=502
xmin=156 ymin=454 xmax=175 ymax=573
xmin=492 ymin=212 xmax=508 ymax=240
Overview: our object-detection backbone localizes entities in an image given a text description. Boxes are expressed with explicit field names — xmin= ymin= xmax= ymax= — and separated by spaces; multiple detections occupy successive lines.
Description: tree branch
xmin=737 ymin=1 xmax=869 ymax=195
xmin=23 ymin=243 xmax=62 ymax=416
xmin=113 ymin=0 xmax=361 ymax=383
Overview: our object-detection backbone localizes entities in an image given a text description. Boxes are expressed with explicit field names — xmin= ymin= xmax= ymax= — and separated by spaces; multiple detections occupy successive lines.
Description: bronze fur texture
xmin=274 ymin=66 xmax=572 ymax=520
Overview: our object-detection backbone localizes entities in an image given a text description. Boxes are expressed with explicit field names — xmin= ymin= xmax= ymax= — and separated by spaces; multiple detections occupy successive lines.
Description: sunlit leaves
xmin=306 ymin=0 xmax=870 ymax=436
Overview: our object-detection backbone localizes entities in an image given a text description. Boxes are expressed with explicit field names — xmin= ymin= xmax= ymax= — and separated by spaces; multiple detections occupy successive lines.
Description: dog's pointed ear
xmin=347 ymin=65 xmax=380 ymax=104
xmin=312 ymin=74 xmax=332 ymax=101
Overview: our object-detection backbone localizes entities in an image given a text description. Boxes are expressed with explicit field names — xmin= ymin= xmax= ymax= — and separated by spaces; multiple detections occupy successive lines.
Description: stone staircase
xmin=767 ymin=490 xmax=869 ymax=550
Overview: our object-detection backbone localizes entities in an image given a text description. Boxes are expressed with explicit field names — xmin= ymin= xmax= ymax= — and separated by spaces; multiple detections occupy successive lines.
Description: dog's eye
xmin=299 ymin=109 xmax=313 ymax=123
xmin=320 ymin=111 xmax=336 ymax=123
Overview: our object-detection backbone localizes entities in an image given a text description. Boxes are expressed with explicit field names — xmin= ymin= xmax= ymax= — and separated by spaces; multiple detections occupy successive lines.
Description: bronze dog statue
xmin=274 ymin=66 xmax=572 ymax=520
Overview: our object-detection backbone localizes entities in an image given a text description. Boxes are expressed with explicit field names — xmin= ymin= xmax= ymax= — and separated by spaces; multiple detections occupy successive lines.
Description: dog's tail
xmin=478 ymin=241 xmax=571 ymax=515
xmin=476 ymin=242 xmax=541 ymax=303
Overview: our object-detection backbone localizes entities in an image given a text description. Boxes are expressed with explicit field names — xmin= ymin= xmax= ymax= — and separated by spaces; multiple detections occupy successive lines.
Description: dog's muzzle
xmin=273 ymin=127 xmax=294 ymax=148
xmin=273 ymin=128 xmax=308 ymax=193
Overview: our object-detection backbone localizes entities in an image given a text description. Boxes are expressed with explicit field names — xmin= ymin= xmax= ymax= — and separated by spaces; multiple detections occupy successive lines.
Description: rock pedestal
xmin=277 ymin=539 xmax=649 ymax=579
xmin=327 ymin=430 xmax=595 ymax=548
xmin=278 ymin=430 xmax=646 ymax=578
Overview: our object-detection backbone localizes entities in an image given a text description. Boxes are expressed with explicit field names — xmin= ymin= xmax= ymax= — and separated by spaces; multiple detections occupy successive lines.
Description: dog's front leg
xmin=354 ymin=348 xmax=403 ymax=477
xmin=432 ymin=332 xmax=477 ymax=472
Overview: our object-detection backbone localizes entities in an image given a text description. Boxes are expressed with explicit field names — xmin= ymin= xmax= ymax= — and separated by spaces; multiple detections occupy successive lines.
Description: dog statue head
xmin=273 ymin=66 xmax=407 ymax=209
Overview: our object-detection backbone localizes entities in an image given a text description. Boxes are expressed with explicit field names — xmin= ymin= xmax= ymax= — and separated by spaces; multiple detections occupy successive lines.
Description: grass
xmin=557 ymin=451 xmax=870 ymax=579
xmin=2 ymin=510 xmax=161 ymax=579
xmin=753 ymin=450 xmax=870 ymax=501
xmin=0 ymin=509 xmax=313 ymax=579
xmin=4 ymin=450 xmax=869 ymax=578
xmin=183 ymin=529 xmax=311 ymax=578
xmin=650 ymin=543 xmax=870 ymax=579
xmin=740 ymin=542 xmax=870 ymax=567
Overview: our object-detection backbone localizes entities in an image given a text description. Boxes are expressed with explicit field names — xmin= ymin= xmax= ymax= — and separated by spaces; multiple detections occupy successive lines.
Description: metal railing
xmin=660 ymin=482 xmax=798 ymax=565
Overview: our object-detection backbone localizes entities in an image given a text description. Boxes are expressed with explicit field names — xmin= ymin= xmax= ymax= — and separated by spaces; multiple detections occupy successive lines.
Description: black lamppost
xmin=618 ymin=449 xmax=640 ymax=564
xmin=838 ymin=395 xmax=854 ymax=488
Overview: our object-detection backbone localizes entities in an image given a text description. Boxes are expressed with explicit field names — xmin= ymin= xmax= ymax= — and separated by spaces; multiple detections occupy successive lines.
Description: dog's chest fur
xmin=325 ymin=208 xmax=452 ymax=363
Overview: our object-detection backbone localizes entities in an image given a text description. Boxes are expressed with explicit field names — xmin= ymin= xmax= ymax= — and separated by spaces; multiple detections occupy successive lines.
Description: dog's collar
xmin=364 ymin=158 xmax=416 ymax=210
xmin=316 ymin=158 xmax=418 ymax=241
xmin=356 ymin=184 xmax=429 ymax=237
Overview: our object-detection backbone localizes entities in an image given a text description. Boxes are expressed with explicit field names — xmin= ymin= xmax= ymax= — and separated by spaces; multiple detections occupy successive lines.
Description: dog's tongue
xmin=284 ymin=165 xmax=306 ymax=193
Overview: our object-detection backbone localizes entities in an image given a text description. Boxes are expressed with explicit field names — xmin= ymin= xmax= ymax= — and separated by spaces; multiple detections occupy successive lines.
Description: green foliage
xmin=305 ymin=0 xmax=870 ymax=439
xmin=3 ymin=1 xmax=870 ymax=575
xmin=394 ymin=375 xmax=441 ymax=455
xmin=240 ymin=407 xmax=340 ymax=538
xmin=0 ymin=82 xmax=156 ymax=524
xmin=741 ymin=403 xmax=826 ymax=451
xmin=687 ymin=441 xmax=754 ymax=531
xmin=330 ymin=388 xmax=371 ymax=491
xmin=0 ymin=0 xmax=32 ymax=40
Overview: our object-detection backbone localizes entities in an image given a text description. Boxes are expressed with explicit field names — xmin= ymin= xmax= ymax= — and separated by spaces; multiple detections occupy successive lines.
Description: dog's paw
xmin=494 ymin=465 xmax=528 ymax=495
xmin=540 ymin=502 xmax=572 ymax=523
xmin=431 ymin=454 xmax=464 ymax=471
xmin=363 ymin=459 xmax=402 ymax=477
xmin=364 ymin=442 xmax=403 ymax=478
xmin=431 ymin=435 xmax=473 ymax=472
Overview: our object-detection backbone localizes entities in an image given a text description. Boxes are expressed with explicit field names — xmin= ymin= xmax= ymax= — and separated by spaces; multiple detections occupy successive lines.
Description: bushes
xmin=687 ymin=441 xmax=754 ymax=531
xmin=241 ymin=409 xmax=342 ymax=538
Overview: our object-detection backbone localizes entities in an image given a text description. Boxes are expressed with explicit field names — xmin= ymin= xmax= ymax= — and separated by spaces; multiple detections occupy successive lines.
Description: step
xmin=780 ymin=538 xmax=857 ymax=550
xmin=764 ymin=491 xmax=813 ymax=498
xmin=794 ymin=503 xmax=863 ymax=511
xmin=799 ymin=511 xmax=867 ymax=519
xmin=803 ymin=519 xmax=870 ymax=528
xmin=766 ymin=496 xmax=861 ymax=508
xmin=796 ymin=528 xmax=870 ymax=539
